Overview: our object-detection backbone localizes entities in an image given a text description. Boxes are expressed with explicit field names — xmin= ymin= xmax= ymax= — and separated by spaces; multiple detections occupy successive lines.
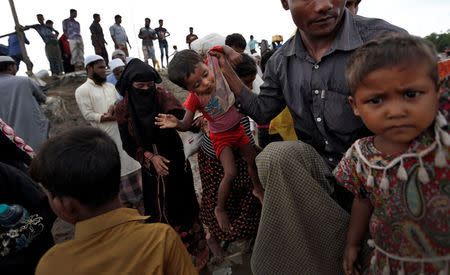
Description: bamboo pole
xmin=8 ymin=0 xmax=33 ymax=76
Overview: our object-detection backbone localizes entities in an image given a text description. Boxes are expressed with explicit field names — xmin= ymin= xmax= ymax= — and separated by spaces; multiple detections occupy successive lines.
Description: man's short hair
xmin=225 ymin=33 xmax=247 ymax=50
xmin=0 ymin=61 xmax=16 ymax=72
xmin=234 ymin=53 xmax=257 ymax=78
xmin=36 ymin=14 xmax=43 ymax=17
xmin=29 ymin=127 xmax=121 ymax=210
xmin=45 ymin=20 xmax=53 ymax=25
xmin=145 ymin=18 xmax=150 ymax=21
xmin=70 ymin=9 xmax=76 ymax=13
xmin=168 ymin=49 xmax=203 ymax=89
xmin=115 ymin=14 xmax=121 ymax=20
xmin=93 ymin=13 xmax=100 ymax=19
xmin=346 ymin=33 xmax=439 ymax=96
xmin=159 ymin=19 xmax=163 ymax=22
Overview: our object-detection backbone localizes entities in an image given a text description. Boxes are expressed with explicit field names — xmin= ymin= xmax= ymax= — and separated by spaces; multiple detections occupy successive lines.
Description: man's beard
xmin=93 ymin=72 xmax=106 ymax=84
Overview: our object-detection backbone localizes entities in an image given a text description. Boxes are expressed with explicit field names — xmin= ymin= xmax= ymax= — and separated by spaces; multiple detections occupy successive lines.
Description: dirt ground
xmin=43 ymin=71 xmax=253 ymax=275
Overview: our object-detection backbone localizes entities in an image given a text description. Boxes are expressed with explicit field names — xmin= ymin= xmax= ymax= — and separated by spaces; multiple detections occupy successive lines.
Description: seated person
xmin=30 ymin=126 xmax=197 ymax=275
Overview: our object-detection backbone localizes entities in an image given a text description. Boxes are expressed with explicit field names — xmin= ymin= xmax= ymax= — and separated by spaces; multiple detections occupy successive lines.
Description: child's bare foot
xmin=214 ymin=207 xmax=231 ymax=232
xmin=253 ymin=187 xmax=264 ymax=204
xmin=206 ymin=237 xmax=227 ymax=263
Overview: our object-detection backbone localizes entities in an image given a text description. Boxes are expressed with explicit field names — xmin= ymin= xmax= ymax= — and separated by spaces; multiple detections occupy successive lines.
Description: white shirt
xmin=75 ymin=79 xmax=141 ymax=176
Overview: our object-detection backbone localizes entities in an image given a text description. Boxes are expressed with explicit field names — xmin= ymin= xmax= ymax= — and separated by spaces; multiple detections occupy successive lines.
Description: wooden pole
xmin=8 ymin=0 xmax=33 ymax=76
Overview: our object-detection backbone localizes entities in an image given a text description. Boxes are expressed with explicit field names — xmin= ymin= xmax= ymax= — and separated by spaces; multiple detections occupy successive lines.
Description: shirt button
xmin=313 ymin=64 xmax=319 ymax=69
xmin=316 ymin=117 xmax=322 ymax=122
xmin=237 ymin=104 xmax=241 ymax=108
xmin=328 ymin=157 xmax=333 ymax=162
xmin=314 ymin=89 xmax=319 ymax=95
xmin=325 ymin=140 xmax=329 ymax=145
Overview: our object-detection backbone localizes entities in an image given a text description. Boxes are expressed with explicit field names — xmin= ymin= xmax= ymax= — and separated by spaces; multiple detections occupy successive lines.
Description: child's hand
xmin=155 ymin=113 xmax=178 ymax=129
xmin=343 ymin=244 xmax=361 ymax=275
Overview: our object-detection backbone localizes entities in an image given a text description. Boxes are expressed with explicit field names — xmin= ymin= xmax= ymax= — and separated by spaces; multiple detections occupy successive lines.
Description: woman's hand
xmin=342 ymin=243 xmax=361 ymax=275
xmin=150 ymin=155 xmax=170 ymax=176
xmin=155 ymin=113 xmax=178 ymax=129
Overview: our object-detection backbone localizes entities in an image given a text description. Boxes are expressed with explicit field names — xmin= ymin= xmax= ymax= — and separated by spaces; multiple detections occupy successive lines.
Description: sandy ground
xmin=43 ymin=71 xmax=253 ymax=274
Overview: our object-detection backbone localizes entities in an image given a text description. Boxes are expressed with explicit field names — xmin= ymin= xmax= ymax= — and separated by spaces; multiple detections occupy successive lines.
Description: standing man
xmin=154 ymin=19 xmax=170 ymax=68
xmin=62 ymin=9 xmax=84 ymax=71
xmin=89 ymin=14 xmax=108 ymax=65
xmin=24 ymin=14 xmax=63 ymax=76
xmin=185 ymin=27 xmax=198 ymax=49
xmin=212 ymin=0 xmax=405 ymax=273
xmin=7 ymin=33 xmax=30 ymax=71
xmin=0 ymin=56 xmax=49 ymax=152
xmin=138 ymin=18 xmax=157 ymax=67
xmin=248 ymin=35 xmax=259 ymax=54
xmin=109 ymin=15 xmax=131 ymax=57
xmin=75 ymin=55 xmax=142 ymax=209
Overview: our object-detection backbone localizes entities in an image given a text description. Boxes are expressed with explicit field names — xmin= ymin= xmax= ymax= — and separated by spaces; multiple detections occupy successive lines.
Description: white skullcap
xmin=85 ymin=55 xmax=104 ymax=67
xmin=112 ymin=49 xmax=126 ymax=57
xmin=0 ymin=56 xmax=15 ymax=63
xmin=109 ymin=58 xmax=125 ymax=71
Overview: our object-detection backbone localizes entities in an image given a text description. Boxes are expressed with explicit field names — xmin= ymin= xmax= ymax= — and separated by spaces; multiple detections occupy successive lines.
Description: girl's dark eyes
xmin=404 ymin=91 xmax=421 ymax=99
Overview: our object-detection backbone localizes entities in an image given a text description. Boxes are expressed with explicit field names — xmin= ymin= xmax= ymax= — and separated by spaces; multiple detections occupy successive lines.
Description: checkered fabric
xmin=251 ymin=141 xmax=366 ymax=274
xmin=119 ymin=169 xmax=143 ymax=207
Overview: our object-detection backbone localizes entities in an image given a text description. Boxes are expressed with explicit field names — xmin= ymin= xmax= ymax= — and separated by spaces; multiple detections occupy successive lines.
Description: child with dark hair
xmin=156 ymin=48 xmax=264 ymax=232
xmin=30 ymin=126 xmax=196 ymax=275
xmin=333 ymin=34 xmax=450 ymax=274
xmin=225 ymin=33 xmax=246 ymax=53
xmin=234 ymin=53 xmax=257 ymax=88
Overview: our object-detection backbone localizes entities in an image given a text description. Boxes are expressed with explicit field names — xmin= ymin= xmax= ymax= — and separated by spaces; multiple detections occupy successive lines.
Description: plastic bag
xmin=183 ymin=131 xmax=204 ymax=159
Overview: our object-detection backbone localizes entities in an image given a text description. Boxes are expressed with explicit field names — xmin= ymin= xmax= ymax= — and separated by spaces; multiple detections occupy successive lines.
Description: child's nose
xmin=386 ymin=101 xmax=407 ymax=118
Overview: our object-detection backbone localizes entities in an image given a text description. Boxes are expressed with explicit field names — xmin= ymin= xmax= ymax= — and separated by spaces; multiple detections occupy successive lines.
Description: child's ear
xmin=52 ymin=197 xmax=80 ymax=224
xmin=280 ymin=0 xmax=289 ymax=10
xmin=348 ymin=96 xmax=360 ymax=117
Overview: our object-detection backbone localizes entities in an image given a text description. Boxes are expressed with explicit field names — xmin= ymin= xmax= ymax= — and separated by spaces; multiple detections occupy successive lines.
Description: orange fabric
xmin=438 ymin=59 xmax=450 ymax=79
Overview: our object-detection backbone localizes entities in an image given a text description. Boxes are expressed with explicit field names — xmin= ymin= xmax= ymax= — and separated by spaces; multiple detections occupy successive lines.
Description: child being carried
xmin=156 ymin=46 xmax=264 ymax=232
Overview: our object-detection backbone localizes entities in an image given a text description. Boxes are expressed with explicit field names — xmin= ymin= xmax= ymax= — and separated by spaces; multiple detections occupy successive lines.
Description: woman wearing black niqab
xmin=115 ymin=59 xmax=209 ymax=270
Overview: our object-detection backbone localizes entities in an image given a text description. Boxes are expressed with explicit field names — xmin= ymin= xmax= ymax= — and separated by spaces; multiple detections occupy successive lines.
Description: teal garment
xmin=249 ymin=39 xmax=258 ymax=51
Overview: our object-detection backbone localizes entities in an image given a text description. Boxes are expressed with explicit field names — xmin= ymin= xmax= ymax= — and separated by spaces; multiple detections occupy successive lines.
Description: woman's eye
xmin=404 ymin=91 xmax=421 ymax=99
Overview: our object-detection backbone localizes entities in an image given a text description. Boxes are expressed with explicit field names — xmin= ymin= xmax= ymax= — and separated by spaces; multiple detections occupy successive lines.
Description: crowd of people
xmin=1 ymin=0 xmax=450 ymax=274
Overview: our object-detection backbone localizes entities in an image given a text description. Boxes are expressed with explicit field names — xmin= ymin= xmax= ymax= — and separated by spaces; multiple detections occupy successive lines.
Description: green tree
xmin=425 ymin=30 xmax=450 ymax=53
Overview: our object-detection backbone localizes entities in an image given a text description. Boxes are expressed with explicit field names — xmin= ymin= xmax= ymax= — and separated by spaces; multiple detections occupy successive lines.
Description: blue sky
xmin=0 ymin=0 xmax=449 ymax=75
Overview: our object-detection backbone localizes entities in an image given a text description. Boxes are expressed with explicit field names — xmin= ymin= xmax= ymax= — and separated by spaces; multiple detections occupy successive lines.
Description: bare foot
xmin=253 ymin=187 xmax=264 ymax=204
xmin=207 ymin=237 xmax=226 ymax=263
xmin=214 ymin=207 xmax=231 ymax=232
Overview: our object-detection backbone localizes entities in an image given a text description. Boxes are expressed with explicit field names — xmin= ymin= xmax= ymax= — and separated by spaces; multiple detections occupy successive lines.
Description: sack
xmin=183 ymin=131 xmax=204 ymax=159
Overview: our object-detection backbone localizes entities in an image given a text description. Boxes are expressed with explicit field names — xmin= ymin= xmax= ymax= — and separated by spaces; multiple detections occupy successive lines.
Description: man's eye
xmin=404 ymin=91 xmax=421 ymax=99
xmin=367 ymin=98 xmax=382 ymax=104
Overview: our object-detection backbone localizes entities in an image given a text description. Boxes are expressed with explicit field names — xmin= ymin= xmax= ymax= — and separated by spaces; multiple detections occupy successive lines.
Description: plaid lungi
xmin=251 ymin=141 xmax=369 ymax=274
xmin=119 ymin=169 xmax=143 ymax=207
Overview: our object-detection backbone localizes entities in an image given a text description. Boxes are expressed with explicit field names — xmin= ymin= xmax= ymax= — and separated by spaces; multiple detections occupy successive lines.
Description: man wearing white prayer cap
xmin=107 ymin=58 xmax=125 ymax=86
xmin=0 ymin=55 xmax=49 ymax=151
xmin=85 ymin=54 xmax=104 ymax=68
xmin=111 ymin=49 xmax=133 ymax=64
xmin=75 ymin=55 xmax=143 ymax=209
